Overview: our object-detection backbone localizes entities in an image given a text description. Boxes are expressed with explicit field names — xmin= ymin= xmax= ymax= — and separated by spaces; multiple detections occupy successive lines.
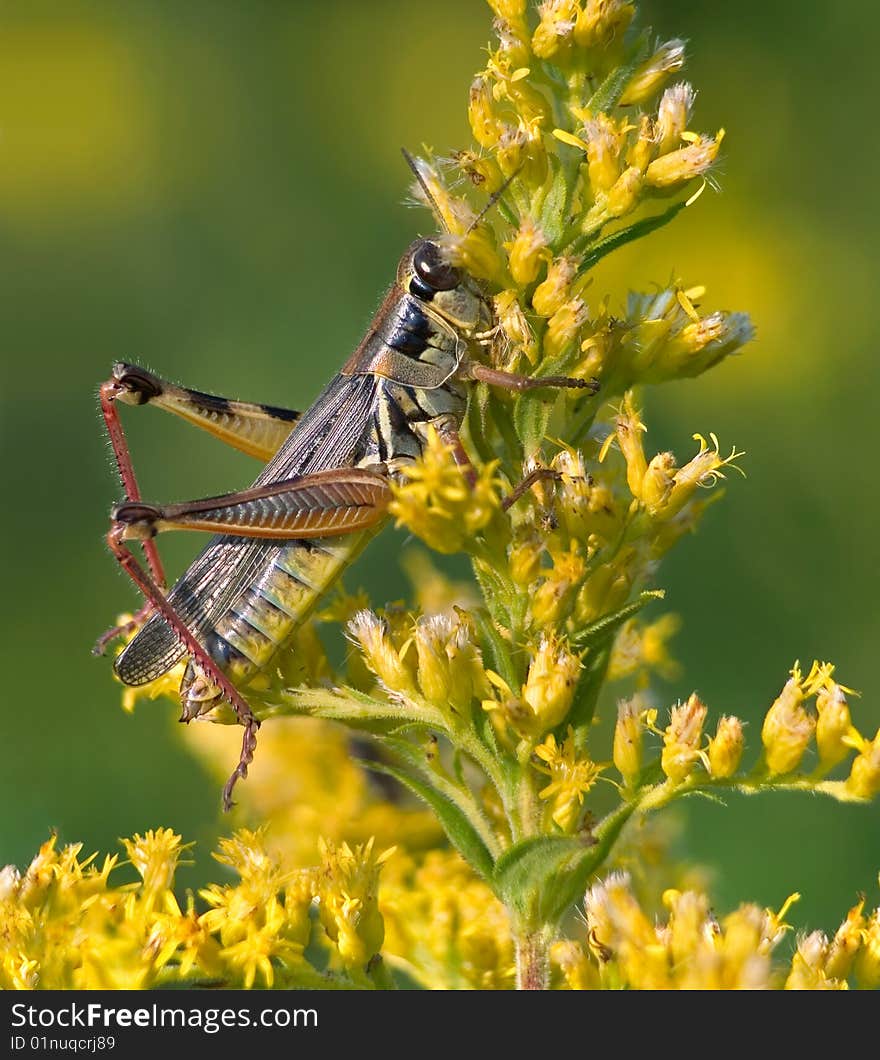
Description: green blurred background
xmin=1 ymin=0 xmax=877 ymax=934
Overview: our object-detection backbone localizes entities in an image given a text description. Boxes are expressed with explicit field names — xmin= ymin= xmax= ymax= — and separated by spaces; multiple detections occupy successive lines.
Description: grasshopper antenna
xmin=402 ymin=147 xmax=451 ymax=234
xmin=465 ymin=166 xmax=519 ymax=235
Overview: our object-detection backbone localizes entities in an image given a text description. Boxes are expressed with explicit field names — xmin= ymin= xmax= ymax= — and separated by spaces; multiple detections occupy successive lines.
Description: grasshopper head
xmin=399 ymin=238 xmax=489 ymax=333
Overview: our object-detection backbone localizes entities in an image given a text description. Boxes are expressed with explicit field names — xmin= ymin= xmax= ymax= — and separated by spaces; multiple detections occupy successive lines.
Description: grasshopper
xmin=97 ymin=161 xmax=596 ymax=809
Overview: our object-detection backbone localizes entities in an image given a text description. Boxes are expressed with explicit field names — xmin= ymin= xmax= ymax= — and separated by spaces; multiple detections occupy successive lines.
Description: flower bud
xmin=469 ymin=76 xmax=504 ymax=148
xmin=317 ymin=838 xmax=393 ymax=970
xmin=531 ymin=0 xmax=578 ymax=61
xmin=846 ymin=728 xmax=880 ymax=799
xmin=544 ymin=297 xmax=589 ymax=359
xmin=656 ymin=82 xmax=695 ymax=155
xmin=574 ymin=0 xmax=635 ymax=49
xmin=509 ymin=537 xmax=544 ymax=586
xmin=613 ymin=697 xmax=643 ymax=787
xmin=532 ymin=255 xmax=578 ymax=318
xmin=645 ymin=130 xmax=724 ymax=188
xmin=708 ymin=715 xmax=744 ymax=779
xmin=815 ymin=683 xmax=855 ymax=769
xmin=506 ymin=217 xmax=549 ymax=285
xmin=348 ymin=610 xmax=416 ymax=695
xmin=854 ymin=909 xmax=880 ymax=990
xmin=761 ymin=674 xmax=815 ymax=775
xmin=620 ymin=39 xmax=686 ymax=106
xmin=584 ymin=116 xmax=624 ymax=195
xmin=825 ymin=900 xmax=865 ymax=981
xmin=661 ymin=694 xmax=707 ymax=782
xmin=522 ymin=634 xmax=582 ymax=734
xmin=530 ymin=546 xmax=586 ymax=626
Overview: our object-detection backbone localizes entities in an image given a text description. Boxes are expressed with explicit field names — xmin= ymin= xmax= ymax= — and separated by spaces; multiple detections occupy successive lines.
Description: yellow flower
xmin=506 ymin=216 xmax=550 ymax=285
xmin=785 ymin=932 xmax=846 ymax=990
xmin=219 ymin=897 xmax=302 ymax=989
xmin=661 ymin=694 xmax=708 ymax=783
xmin=121 ymin=829 xmax=190 ymax=913
xmin=655 ymin=83 xmax=695 ymax=154
xmin=521 ymin=634 xmax=582 ymax=735
xmin=761 ymin=664 xmax=817 ymax=775
xmin=816 ymin=682 xmax=858 ymax=770
xmin=847 ymin=728 xmax=880 ymax=799
xmin=317 ymin=838 xmax=394 ymax=971
xmin=824 ymin=900 xmax=865 ymax=980
xmin=574 ymin=0 xmax=635 ymax=49
xmin=619 ymin=39 xmax=686 ymax=106
xmin=708 ymin=715 xmax=745 ymax=779
xmin=535 ymin=728 xmax=604 ymax=832
xmin=613 ymin=697 xmax=644 ymax=788
xmin=388 ymin=426 xmax=503 ymax=554
xmin=532 ymin=255 xmax=578 ymax=318
xmin=853 ymin=909 xmax=880 ymax=989
xmin=414 ymin=612 xmax=488 ymax=722
xmin=645 ymin=130 xmax=725 ymax=188
xmin=347 ymin=609 xmax=417 ymax=695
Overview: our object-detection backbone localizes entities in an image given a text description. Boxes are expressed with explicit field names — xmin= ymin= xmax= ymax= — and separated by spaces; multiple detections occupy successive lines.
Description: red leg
xmin=92 ymin=600 xmax=156 ymax=657
xmin=100 ymin=380 xmax=167 ymax=587
xmin=435 ymin=417 xmax=478 ymax=489
xmin=461 ymin=361 xmax=600 ymax=394
xmin=106 ymin=523 xmax=259 ymax=811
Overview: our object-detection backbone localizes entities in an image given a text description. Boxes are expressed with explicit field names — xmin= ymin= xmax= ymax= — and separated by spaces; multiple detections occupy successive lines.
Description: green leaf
xmin=575 ymin=201 xmax=687 ymax=278
xmin=585 ymin=30 xmax=651 ymax=113
xmin=571 ymin=590 xmax=664 ymax=650
xmin=568 ymin=591 xmax=665 ymax=740
xmin=492 ymin=835 xmax=598 ymax=924
xmin=538 ymin=154 xmax=569 ymax=247
xmin=567 ymin=641 xmax=613 ymax=741
xmin=366 ymin=761 xmax=495 ymax=880
xmin=473 ymin=607 xmax=518 ymax=691
xmin=514 ymin=388 xmax=561 ymax=457
xmin=275 ymin=685 xmax=439 ymax=730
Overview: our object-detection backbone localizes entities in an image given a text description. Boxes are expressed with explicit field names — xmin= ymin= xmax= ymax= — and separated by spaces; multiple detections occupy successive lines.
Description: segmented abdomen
xmin=209 ymin=530 xmax=373 ymax=684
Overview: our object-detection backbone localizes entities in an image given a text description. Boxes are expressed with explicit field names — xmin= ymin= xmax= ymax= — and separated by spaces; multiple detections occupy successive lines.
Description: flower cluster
xmin=99 ymin=0 xmax=874 ymax=990
xmin=549 ymin=872 xmax=880 ymax=990
xmin=0 ymin=829 xmax=394 ymax=990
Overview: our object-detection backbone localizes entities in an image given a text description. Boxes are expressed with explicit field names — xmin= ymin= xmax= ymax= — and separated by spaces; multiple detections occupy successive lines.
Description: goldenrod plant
xmin=6 ymin=0 xmax=877 ymax=990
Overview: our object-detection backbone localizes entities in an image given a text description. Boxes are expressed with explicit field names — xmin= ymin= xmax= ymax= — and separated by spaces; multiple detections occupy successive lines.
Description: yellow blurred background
xmin=1 ymin=0 xmax=877 ymax=934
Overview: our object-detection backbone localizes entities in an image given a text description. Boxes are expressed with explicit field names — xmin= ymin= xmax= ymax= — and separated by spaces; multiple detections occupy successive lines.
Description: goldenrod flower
xmin=847 ymin=728 xmax=880 ymax=799
xmin=317 ymin=838 xmax=394 ymax=971
xmin=532 ymin=255 xmax=578 ymax=317
xmin=853 ymin=909 xmax=880 ymax=989
xmin=535 ymin=728 xmax=604 ymax=831
xmin=347 ymin=609 xmax=417 ymax=696
xmin=656 ymin=82 xmax=696 ymax=154
xmin=522 ymin=635 xmax=582 ymax=735
xmin=620 ymin=39 xmax=686 ymax=105
xmin=645 ymin=130 xmax=724 ymax=188
xmin=708 ymin=715 xmax=745 ymax=779
xmin=613 ymin=697 xmax=644 ymax=788
xmin=574 ymin=0 xmax=635 ymax=49
xmin=388 ymin=427 xmax=503 ymax=554
xmin=825 ymin=900 xmax=865 ymax=980
xmin=661 ymin=694 xmax=708 ymax=783
xmin=816 ymin=682 xmax=858 ymax=770
xmin=762 ymin=664 xmax=817 ymax=775
xmin=506 ymin=216 xmax=550 ymax=286
xmin=414 ymin=612 xmax=488 ymax=721
xmin=121 ymin=829 xmax=190 ymax=913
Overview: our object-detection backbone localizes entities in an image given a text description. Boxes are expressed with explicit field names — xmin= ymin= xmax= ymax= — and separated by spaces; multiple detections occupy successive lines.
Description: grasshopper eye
xmin=412 ymin=241 xmax=460 ymax=293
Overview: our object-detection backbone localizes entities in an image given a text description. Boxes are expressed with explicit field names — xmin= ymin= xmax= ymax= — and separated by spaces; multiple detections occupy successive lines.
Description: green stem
xmin=514 ymin=924 xmax=554 ymax=990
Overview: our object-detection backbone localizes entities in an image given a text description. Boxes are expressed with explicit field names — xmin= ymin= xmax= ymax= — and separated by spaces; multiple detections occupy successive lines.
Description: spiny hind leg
xmin=106 ymin=522 xmax=260 ymax=812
